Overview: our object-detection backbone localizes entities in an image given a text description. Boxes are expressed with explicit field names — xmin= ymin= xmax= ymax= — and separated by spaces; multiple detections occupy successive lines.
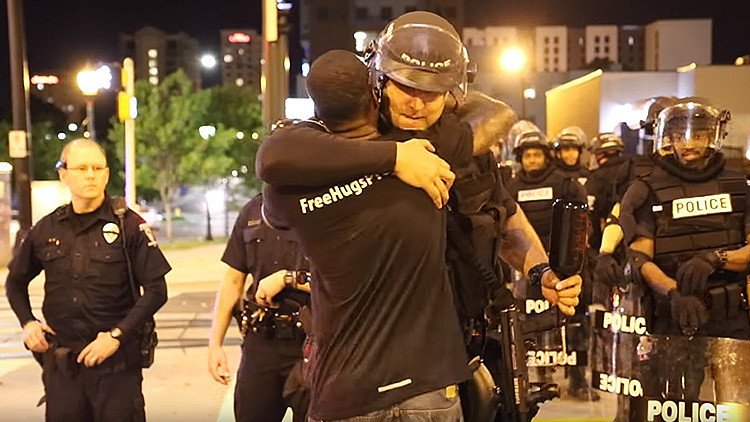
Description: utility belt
xmin=238 ymin=299 xmax=307 ymax=340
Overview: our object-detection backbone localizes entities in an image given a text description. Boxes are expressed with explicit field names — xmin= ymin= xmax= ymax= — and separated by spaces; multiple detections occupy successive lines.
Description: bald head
xmin=306 ymin=49 xmax=373 ymax=129
xmin=59 ymin=138 xmax=107 ymax=168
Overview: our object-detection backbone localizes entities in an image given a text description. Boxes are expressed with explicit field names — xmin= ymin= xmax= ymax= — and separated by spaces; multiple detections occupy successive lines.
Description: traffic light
xmin=118 ymin=58 xmax=137 ymax=121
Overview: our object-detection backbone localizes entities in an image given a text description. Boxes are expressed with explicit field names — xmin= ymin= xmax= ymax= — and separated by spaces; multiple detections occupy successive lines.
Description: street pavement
xmin=0 ymin=241 xmax=615 ymax=421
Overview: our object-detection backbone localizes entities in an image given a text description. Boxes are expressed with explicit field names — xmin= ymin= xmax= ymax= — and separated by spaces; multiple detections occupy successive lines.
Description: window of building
xmin=554 ymin=36 xmax=559 ymax=44
xmin=579 ymin=37 xmax=584 ymax=46
xmin=445 ymin=6 xmax=456 ymax=18
xmin=148 ymin=49 xmax=158 ymax=58
xmin=628 ymin=36 xmax=634 ymax=46
xmin=554 ymin=66 xmax=559 ymax=72
xmin=544 ymin=37 xmax=549 ymax=44
xmin=554 ymin=47 xmax=558 ymax=54
xmin=595 ymin=35 xmax=600 ymax=43
xmin=553 ymin=57 xmax=558 ymax=64
xmin=316 ymin=7 xmax=329 ymax=20
xmin=544 ymin=47 xmax=549 ymax=54
xmin=605 ymin=46 xmax=610 ymax=53
xmin=380 ymin=6 xmax=392 ymax=20
xmin=605 ymin=35 xmax=610 ymax=43
xmin=236 ymin=78 xmax=244 ymax=87
xmin=355 ymin=7 xmax=368 ymax=20
xmin=224 ymin=54 xmax=234 ymax=63
xmin=544 ymin=57 xmax=549 ymax=64
xmin=595 ymin=46 xmax=600 ymax=53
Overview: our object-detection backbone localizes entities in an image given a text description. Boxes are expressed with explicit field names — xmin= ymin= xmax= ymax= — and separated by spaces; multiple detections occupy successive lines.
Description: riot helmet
xmin=510 ymin=120 xmax=549 ymax=162
xmin=551 ymin=126 xmax=587 ymax=150
xmin=590 ymin=132 xmax=624 ymax=157
xmin=367 ymin=11 xmax=471 ymax=99
xmin=654 ymin=102 xmax=730 ymax=155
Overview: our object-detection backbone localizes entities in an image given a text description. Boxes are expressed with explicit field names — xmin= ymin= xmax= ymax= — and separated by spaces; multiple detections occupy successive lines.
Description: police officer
xmin=505 ymin=122 xmax=587 ymax=390
xmin=208 ymin=192 xmax=310 ymax=422
xmin=551 ymin=126 xmax=590 ymax=184
xmin=620 ymin=100 xmax=750 ymax=399
xmin=5 ymin=138 xmax=170 ymax=421
xmin=506 ymin=122 xmax=587 ymax=250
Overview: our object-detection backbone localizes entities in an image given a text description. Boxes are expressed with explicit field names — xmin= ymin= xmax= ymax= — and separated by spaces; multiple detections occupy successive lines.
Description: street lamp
xmin=76 ymin=65 xmax=112 ymax=140
xmin=499 ymin=47 xmax=529 ymax=119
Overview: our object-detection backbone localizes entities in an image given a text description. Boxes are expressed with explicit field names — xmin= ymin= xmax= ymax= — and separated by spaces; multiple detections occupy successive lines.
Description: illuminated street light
xmin=76 ymin=65 xmax=112 ymax=140
xmin=200 ymin=54 xmax=217 ymax=69
xmin=499 ymin=47 xmax=526 ymax=74
xmin=499 ymin=47 xmax=531 ymax=119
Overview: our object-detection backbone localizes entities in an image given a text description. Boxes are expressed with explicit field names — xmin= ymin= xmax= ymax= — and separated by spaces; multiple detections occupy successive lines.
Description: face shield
xmin=654 ymin=103 xmax=730 ymax=154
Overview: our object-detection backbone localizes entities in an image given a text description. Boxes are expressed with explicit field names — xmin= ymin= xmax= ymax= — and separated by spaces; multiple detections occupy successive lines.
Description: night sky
xmin=2 ymin=0 xmax=748 ymax=114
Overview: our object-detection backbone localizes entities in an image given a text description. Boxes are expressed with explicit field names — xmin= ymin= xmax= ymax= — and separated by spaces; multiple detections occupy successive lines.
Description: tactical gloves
xmin=668 ymin=289 xmax=709 ymax=330
xmin=675 ymin=251 xmax=720 ymax=296
xmin=593 ymin=253 xmax=623 ymax=287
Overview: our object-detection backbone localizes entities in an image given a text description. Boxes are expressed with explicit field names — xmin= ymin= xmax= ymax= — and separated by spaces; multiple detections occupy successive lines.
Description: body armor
xmin=507 ymin=166 xmax=574 ymax=250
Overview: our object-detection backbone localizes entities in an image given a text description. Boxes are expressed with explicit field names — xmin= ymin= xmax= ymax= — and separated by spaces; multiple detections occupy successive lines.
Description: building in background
xmin=298 ymin=0 xmax=465 ymax=62
xmin=645 ymin=19 xmax=712 ymax=71
xmin=118 ymin=26 xmax=201 ymax=88
xmin=219 ymin=29 xmax=262 ymax=91
xmin=464 ymin=18 xmax=710 ymax=130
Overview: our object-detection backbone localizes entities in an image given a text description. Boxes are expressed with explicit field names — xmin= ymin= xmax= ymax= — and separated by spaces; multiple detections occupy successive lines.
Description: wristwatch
xmin=527 ymin=263 xmax=551 ymax=286
xmin=284 ymin=270 xmax=312 ymax=288
xmin=109 ymin=327 xmax=123 ymax=341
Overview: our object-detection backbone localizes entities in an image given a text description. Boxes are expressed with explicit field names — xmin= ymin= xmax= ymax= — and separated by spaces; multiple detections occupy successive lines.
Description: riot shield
xmin=591 ymin=311 xmax=750 ymax=421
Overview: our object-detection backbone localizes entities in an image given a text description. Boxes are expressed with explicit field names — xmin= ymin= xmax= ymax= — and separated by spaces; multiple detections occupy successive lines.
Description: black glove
xmin=593 ymin=253 xmax=623 ymax=287
xmin=675 ymin=251 xmax=719 ymax=296
xmin=668 ymin=289 xmax=709 ymax=330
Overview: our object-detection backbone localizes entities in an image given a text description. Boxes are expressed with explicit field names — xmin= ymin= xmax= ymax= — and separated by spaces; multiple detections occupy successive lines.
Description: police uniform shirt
xmin=5 ymin=196 xmax=171 ymax=347
xmin=221 ymin=193 xmax=309 ymax=302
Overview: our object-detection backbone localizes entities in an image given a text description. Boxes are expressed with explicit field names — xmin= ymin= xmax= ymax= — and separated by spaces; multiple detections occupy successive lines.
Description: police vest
xmin=508 ymin=167 xmax=572 ymax=250
xmin=644 ymin=165 xmax=746 ymax=283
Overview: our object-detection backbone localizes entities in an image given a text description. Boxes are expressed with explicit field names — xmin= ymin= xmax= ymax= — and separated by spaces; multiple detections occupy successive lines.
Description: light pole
xmin=499 ymin=47 xmax=528 ymax=119
xmin=76 ymin=65 xmax=112 ymax=140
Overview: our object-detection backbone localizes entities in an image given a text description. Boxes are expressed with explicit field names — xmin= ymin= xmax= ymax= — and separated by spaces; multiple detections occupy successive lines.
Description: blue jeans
xmin=309 ymin=386 xmax=463 ymax=422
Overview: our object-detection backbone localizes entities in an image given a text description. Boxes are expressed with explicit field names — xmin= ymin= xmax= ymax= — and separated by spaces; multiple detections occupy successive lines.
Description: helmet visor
xmin=654 ymin=103 xmax=727 ymax=153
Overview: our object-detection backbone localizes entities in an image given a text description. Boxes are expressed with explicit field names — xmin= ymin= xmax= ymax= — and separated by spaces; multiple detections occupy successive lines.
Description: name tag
xmin=517 ymin=187 xmax=553 ymax=202
xmin=672 ymin=193 xmax=732 ymax=219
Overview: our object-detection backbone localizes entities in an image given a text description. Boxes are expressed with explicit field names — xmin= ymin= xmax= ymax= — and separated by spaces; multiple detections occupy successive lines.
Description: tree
xmin=107 ymin=70 xmax=264 ymax=241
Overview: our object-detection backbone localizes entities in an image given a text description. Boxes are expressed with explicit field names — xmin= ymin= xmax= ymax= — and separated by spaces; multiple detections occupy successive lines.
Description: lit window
xmin=148 ymin=59 xmax=157 ymax=68
xmin=236 ymin=78 xmax=245 ymax=86
xmin=628 ymin=36 xmax=634 ymax=46
xmin=238 ymin=48 xmax=245 ymax=55
xmin=224 ymin=54 xmax=234 ymax=63
xmin=149 ymin=67 xmax=158 ymax=76
xmin=149 ymin=76 xmax=158 ymax=85
xmin=148 ymin=49 xmax=158 ymax=58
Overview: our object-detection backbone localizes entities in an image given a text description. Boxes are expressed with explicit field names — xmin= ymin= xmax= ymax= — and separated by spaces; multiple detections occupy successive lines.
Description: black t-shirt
xmin=259 ymin=124 xmax=471 ymax=419
xmin=5 ymin=197 xmax=171 ymax=347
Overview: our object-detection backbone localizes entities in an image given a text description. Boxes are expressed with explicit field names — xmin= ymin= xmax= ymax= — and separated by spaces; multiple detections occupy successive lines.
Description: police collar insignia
xmin=139 ymin=223 xmax=158 ymax=247
xmin=102 ymin=222 xmax=120 ymax=244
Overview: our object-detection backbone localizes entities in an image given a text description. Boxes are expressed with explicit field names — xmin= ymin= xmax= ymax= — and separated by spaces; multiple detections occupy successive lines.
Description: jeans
xmin=309 ymin=387 xmax=463 ymax=422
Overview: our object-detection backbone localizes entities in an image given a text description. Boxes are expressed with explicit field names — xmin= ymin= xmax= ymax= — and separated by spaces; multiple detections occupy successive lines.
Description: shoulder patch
xmin=139 ymin=223 xmax=159 ymax=247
